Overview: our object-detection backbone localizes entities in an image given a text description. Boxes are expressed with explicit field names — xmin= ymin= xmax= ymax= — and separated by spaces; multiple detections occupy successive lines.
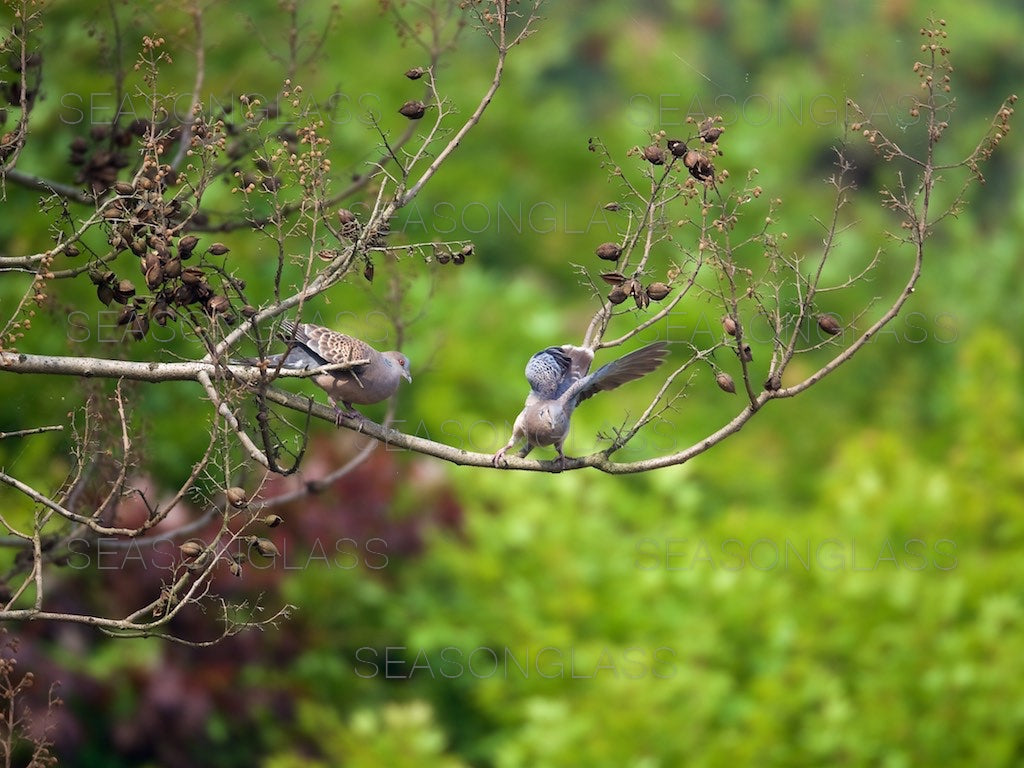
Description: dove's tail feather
xmin=229 ymin=349 xmax=312 ymax=369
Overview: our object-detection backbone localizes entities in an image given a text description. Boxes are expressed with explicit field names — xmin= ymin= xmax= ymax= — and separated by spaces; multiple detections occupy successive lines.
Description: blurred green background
xmin=2 ymin=0 xmax=1023 ymax=765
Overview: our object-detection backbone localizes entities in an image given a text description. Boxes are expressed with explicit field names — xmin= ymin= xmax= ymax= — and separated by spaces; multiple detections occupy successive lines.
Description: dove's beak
xmin=402 ymin=370 xmax=413 ymax=383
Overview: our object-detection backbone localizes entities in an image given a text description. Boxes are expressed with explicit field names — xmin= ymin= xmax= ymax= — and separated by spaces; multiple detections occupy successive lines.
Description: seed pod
xmin=436 ymin=251 xmax=451 ymax=265
xmin=116 ymin=306 xmax=135 ymax=326
xmin=363 ymin=260 xmax=375 ymax=281
xmin=115 ymin=279 xmax=136 ymax=302
xmin=229 ymin=561 xmax=243 ymax=578
xmin=608 ymin=285 xmax=628 ymax=305
xmin=254 ymin=538 xmax=279 ymax=558
xmin=152 ymin=301 xmax=174 ymax=327
xmin=173 ymin=284 xmax=196 ymax=305
xmin=817 ymin=313 xmax=842 ymax=336
xmin=64 ymin=243 xmax=80 ymax=257
xmin=698 ymin=119 xmax=723 ymax=143
xmin=764 ymin=373 xmax=781 ymax=391
xmin=459 ymin=244 xmax=474 ymax=258
xmin=399 ymin=100 xmax=426 ymax=119
xmin=225 ymin=487 xmax=247 ymax=508
xmin=736 ymin=344 xmax=753 ymax=362
xmin=405 ymin=67 xmax=426 ymax=80
xmin=643 ymin=144 xmax=665 ymax=165
xmin=152 ymin=239 xmax=171 ymax=260
xmin=684 ymin=150 xmax=714 ymax=181
xmin=646 ymin=282 xmax=671 ymax=301
xmin=97 ymin=283 xmax=115 ymax=306
xmin=208 ymin=242 xmax=230 ymax=256
xmin=722 ymin=315 xmax=738 ymax=336
xmin=600 ymin=271 xmax=627 ymax=286
xmin=207 ymin=295 xmax=231 ymax=314
xmin=624 ymin=278 xmax=643 ymax=297
xmin=595 ymin=242 xmax=622 ymax=261
xmin=262 ymin=514 xmax=283 ymax=528
xmin=667 ymin=139 xmax=688 ymax=157
xmin=145 ymin=264 xmax=164 ymax=289
xmin=181 ymin=267 xmax=204 ymax=285
xmin=163 ymin=258 xmax=182 ymax=279
xmin=603 ymin=202 xmax=621 ymax=212
xmin=715 ymin=372 xmax=736 ymax=394
xmin=241 ymin=304 xmax=257 ymax=318
xmin=634 ymin=290 xmax=650 ymax=310
xmin=452 ymin=250 xmax=466 ymax=265
xmin=129 ymin=313 xmax=149 ymax=340
xmin=177 ymin=235 xmax=199 ymax=257
xmin=179 ymin=541 xmax=204 ymax=558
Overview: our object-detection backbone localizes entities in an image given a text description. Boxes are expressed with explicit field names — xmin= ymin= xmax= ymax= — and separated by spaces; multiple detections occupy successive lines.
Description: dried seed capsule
xmin=181 ymin=267 xmax=204 ymax=285
xmin=208 ymin=242 xmax=230 ymax=256
xmin=207 ymin=295 xmax=231 ymax=314
xmin=229 ymin=561 xmax=243 ymax=578
xmin=97 ymin=283 xmax=115 ymax=306
xmin=684 ymin=150 xmax=714 ymax=181
xmin=722 ymin=315 xmax=738 ymax=336
xmin=179 ymin=541 xmax=204 ymax=558
xmin=736 ymin=344 xmax=753 ymax=362
xmin=603 ymin=202 xmax=621 ymax=211
xmin=634 ymin=290 xmax=650 ymax=310
xmin=643 ymin=144 xmax=665 ymax=165
xmin=666 ymin=139 xmax=688 ymax=157
xmin=600 ymin=271 xmax=627 ymax=286
xmin=177 ymin=235 xmax=199 ymax=257
xmin=608 ymin=285 xmax=628 ymax=305
xmin=363 ymin=261 xmax=375 ymax=281
xmin=115 ymin=279 xmax=136 ymax=301
xmin=715 ymin=372 xmax=736 ymax=394
xmin=405 ymin=67 xmax=426 ymax=80
xmin=698 ymin=119 xmax=723 ymax=143
xmin=163 ymin=258 xmax=182 ymax=279
xmin=398 ymin=100 xmax=426 ymax=119
xmin=114 ymin=181 xmax=135 ymax=195
xmin=225 ymin=487 xmax=247 ymax=508
xmin=262 ymin=514 xmax=283 ymax=528
xmin=817 ymin=313 xmax=842 ymax=336
xmin=64 ymin=243 xmax=81 ymax=257
xmin=764 ymin=373 xmax=781 ymax=391
xmin=435 ymin=251 xmax=451 ymax=265
xmin=595 ymin=242 xmax=622 ymax=261
xmin=145 ymin=264 xmax=164 ymax=289
xmin=254 ymin=538 xmax=279 ymax=558
xmin=646 ymin=282 xmax=671 ymax=301
xmin=129 ymin=313 xmax=149 ymax=340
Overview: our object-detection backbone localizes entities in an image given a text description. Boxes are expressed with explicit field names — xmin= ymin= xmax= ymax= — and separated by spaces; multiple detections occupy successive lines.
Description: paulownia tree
xmin=0 ymin=0 xmax=1015 ymax=640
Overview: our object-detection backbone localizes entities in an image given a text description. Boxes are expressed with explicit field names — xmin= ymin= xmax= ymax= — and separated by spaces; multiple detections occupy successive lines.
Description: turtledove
xmin=493 ymin=341 xmax=669 ymax=467
xmin=246 ymin=320 xmax=411 ymax=424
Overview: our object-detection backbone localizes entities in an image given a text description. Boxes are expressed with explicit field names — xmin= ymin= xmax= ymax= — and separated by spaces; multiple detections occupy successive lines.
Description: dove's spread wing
xmin=563 ymin=341 xmax=669 ymax=406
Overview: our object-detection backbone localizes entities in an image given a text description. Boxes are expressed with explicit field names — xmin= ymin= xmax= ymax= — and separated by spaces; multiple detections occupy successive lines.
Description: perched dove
xmin=246 ymin=320 xmax=411 ymax=423
xmin=493 ymin=341 xmax=669 ymax=466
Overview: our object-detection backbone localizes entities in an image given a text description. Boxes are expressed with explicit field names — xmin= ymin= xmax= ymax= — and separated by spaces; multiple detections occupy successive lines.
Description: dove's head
xmin=386 ymin=352 xmax=413 ymax=383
